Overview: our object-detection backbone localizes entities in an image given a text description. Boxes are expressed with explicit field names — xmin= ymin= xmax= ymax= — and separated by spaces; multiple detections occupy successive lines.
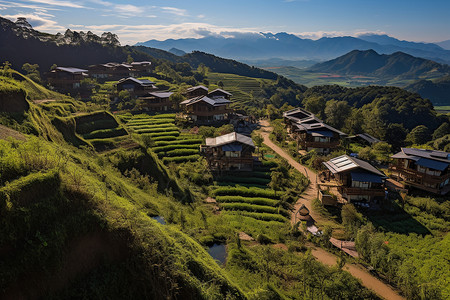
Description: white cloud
xmin=161 ymin=6 xmax=187 ymax=16
xmin=0 ymin=1 xmax=61 ymax=11
xmin=21 ymin=0 xmax=85 ymax=9
xmin=295 ymin=30 xmax=387 ymax=40
xmin=2 ymin=13 xmax=65 ymax=31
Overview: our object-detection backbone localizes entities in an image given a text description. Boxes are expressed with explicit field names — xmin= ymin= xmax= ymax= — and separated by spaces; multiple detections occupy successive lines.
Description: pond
xmin=152 ymin=216 xmax=166 ymax=225
xmin=208 ymin=243 xmax=227 ymax=265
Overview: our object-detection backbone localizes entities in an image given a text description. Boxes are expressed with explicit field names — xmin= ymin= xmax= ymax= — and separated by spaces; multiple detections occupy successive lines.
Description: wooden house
xmin=201 ymin=132 xmax=255 ymax=171
xmin=88 ymin=62 xmax=150 ymax=81
xmin=208 ymin=88 xmax=232 ymax=100
xmin=323 ymin=155 xmax=386 ymax=203
xmin=389 ymin=148 xmax=450 ymax=195
xmin=179 ymin=96 xmax=232 ymax=124
xmin=116 ymin=77 xmax=157 ymax=97
xmin=137 ymin=91 xmax=173 ymax=112
xmin=347 ymin=133 xmax=381 ymax=146
xmin=283 ymin=108 xmax=346 ymax=154
xmin=47 ymin=67 xmax=88 ymax=91
xmin=130 ymin=61 xmax=152 ymax=74
xmin=184 ymin=85 xmax=208 ymax=99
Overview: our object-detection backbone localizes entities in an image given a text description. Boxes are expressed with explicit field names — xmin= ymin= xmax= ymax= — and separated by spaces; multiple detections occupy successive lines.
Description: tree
xmin=252 ymin=134 xmax=264 ymax=153
xmin=269 ymin=171 xmax=283 ymax=195
xmin=324 ymin=100 xmax=351 ymax=129
xmin=302 ymin=96 xmax=326 ymax=118
xmin=406 ymin=125 xmax=430 ymax=145
xmin=358 ymin=147 xmax=376 ymax=162
xmin=126 ymin=54 xmax=134 ymax=63
xmin=341 ymin=204 xmax=364 ymax=237
xmin=385 ymin=123 xmax=407 ymax=150
xmin=373 ymin=142 xmax=392 ymax=163
xmin=169 ymin=92 xmax=184 ymax=110
xmin=343 ymin=109 xmax=364 ymax=134
xmin=217 ymin=80 xmax=224 ymax=89
xmin=22 ymin=63 xmax=41 ymax=83
xmin=432 ymin=122 xmax=450 ymax=140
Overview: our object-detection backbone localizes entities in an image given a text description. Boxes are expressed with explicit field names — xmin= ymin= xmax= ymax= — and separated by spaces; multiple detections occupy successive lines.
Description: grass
xmin=216 ymin=196 xmax=279 ymax=207
xmin=212 ymin=186 xmax=282 ymax=199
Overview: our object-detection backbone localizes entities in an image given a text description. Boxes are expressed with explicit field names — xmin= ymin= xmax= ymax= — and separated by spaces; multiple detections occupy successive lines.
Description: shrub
xmin=83 ymin=127 xmax=127 ymax=139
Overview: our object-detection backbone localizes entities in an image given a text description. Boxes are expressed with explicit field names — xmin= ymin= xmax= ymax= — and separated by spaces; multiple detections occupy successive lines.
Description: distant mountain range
xmin=308 ymin=49 xmax=450 ymax=79
xmin=137 ymin=32 xmax=450 ymax=65
xmin=436 ymin=40 xmax=450 ymax=50
xmin=406 ymin=76 xmax=450 ymax=106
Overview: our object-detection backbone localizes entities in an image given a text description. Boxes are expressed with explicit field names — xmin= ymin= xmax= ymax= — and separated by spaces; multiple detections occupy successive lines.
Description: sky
xmin=1 ymin=0 xmax=450 ymax=45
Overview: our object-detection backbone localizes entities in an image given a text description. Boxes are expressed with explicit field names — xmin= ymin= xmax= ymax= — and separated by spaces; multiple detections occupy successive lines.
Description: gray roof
xmin=283 ymin=108 xmax=322 ymax=122
xmin=392 ymin=148 xmax=450 ymax=163
xmin=117 ymin=77 xmax=155 ymax=86
xmin=131 ymin=61 xmax=151 ymax=66
xmin=208 ymin=88 xmax=232 ymax=96
xmin=294 ymin=122 xmax=347 ymax=136
xmin=323 ymin=155 xmax=385 ymax=176
xmin=180 ymin=96 xmax=231 ymax=107
xmin=56 ymin=67 xmax=88 ymax=74
xmin=356 ymin=133 xmax=381 ymax=144
xmin=205 ymin=132 xmax=255 ymax=148
xmin=186 ymin=85 xmax=208 ymax=92
xmin=146 ymin=91 xmax=173 ymax=98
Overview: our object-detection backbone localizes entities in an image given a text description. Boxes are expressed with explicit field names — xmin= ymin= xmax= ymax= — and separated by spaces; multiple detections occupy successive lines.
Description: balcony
xmin=342 ymin=187 xmax=385 ymax=197
xmin=389 ymin=165 xmax=450 ymax=184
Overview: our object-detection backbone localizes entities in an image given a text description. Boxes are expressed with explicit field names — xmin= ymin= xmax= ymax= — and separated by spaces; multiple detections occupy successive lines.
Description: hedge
xmin=215 ymin=196 xmax=278 ymax=207
xmin=216 ymin=176 xmax=270 ymax=185
xmin=127 ymin=118 xmax=174 ymax=125
xmin=151 ymin=136 xmax=178 ymax=142
xmin=220 ymin=203 xmax=288 ymax=217
xmin=136 ymin=127 xmax=179 ymax=134
xmin=128 ymin=123 xmax=175 ymax=130
xmin=144 ymin=131 xmax=180 ymax=138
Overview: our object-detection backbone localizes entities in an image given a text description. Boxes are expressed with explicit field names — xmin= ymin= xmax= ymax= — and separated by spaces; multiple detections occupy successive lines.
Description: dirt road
xmin=257 ymin=120 xmax=405 ymax=300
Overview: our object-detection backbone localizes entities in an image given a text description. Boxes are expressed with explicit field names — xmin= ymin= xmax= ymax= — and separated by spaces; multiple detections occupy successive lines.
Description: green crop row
xmin=127 ymin=123 xmax=175 ymax=130
xmin=215 ymin=195 xmax=278 ymax=207
xmin=83 ymin=127 xmax=127 ymax=139
xmin=215 ymin=182 xmax=269 ymax=189
xmin=151 ymin=136 xmax=178 ymax=142
xmin=127 ymin=118 xmax=174 ymax=125
xmin=225 ymin=211 xmax=286 ymax=223
xmin=143 ymin=131 xmax=180 ymax=138
xmin=220 ymin=203 xmax=288 ymax=217
xmin=152 ymin=144 xmax=200 ymax=153
xmin=162 ymin=155 xmax=201 ymax=164
xmin=158 ymin=149 xmax=199 ymax=158
xmin=216 ymin=176 xmax=270 ymax=185
xmin=212 ymin=186 xmax=281 ymax=199
xmin=135 ymin=127 xmax=179 ymax=134
xmin=153 ymin=139 xmax=203 ymax=147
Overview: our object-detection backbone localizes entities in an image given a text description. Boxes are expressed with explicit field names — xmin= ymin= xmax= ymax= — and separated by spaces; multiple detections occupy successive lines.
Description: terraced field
xmin=207 ymin=72 xmax=272 ymax=109
xmin=74 ymin=111 xmax=134 ymax=152
xmin=210 ymin=161 xmax=289 ymax=240
xmin=123 ymin=113 xmax=203 ymax=164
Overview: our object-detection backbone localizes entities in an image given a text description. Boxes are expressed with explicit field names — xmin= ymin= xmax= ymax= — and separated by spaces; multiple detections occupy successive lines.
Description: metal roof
xmin=294 ymin=122 xmax=347 ymax=136
xmin=351 ymin=172 xmax=383 ymax=183
xmin=146 ymin=91 xmax=173 ymax=98
xmin=208 ymin=88 xmax=232 ymax=96
xmin=416 ymin=158 xmax=449 ymax=171
xmin=180 ymin=96 xmax=231 ymax=107
xmin=117 ymin=77 xmax=155 ymax=86
xmin=186 ymin=85 xmax=208 ymax=92
xmin=283 ymin=108 xmax=323 ymax=123
xmin=205 ymin=132 xmax=255 ymax=148
xmin=356 ymin=133 xmax=381 ymax=144
xmin=323 ymin=155 xmax=385 ymax=176
xmin=56 ymin=67 xmax=88 ymax=73
xmin=392 ymin=148 xmax=450 ymax=164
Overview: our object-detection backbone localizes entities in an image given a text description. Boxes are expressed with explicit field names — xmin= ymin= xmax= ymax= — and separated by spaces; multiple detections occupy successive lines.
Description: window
xmin=225 ymin=151 xmax=240 ymax=158
xmin=352 ymin=181 xmax=370 ymax=189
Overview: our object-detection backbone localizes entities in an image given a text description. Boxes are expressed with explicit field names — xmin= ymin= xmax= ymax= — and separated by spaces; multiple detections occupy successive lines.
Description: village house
xmin=47 ymin=67 xmax=88 ymax=91
xmin=136 ymin=91 xmax=173 ymax=112
xmin=283 ymin=108 xmax=347 ymax=155
xmin=116 ymin=77 xmax=157 ymax=97
xmin=208 ymin=88 xmax=232 ymax=100
xmin=179 ymin=95 xmax=233 ymax=124
xmin=389 ymin=148 xmax=450 ymax=195
xmin=200 ymin=132 xmax=256 ymax=171
xmin=347 ymin=133 xmax=381 ymax=146
xmin=322 ymin=155 xmax=386 ymax=203
xmin=130 ymin=61 xmax=152 ymax=74
xmin=184 ymin=85 xmax=209 ymax=98
xmin=88 ymin=61 xmax=151 ymax=81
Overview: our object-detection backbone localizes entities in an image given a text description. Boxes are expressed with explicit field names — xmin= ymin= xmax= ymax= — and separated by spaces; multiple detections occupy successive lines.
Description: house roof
xmin=180 ymin=96 xmax=231 ymax=107
xmin=323 ymin=155 xmax=385 ymax=177
xmin=283 ymin=108 xmax=322 ymax=123
xmin=55 ymin=67 xmax=88 ymax=74
xmin=145 ymin=91 xmax=173 ymax=98
xmin=208 ymin=88 xmax=232 ymax=96
xmin=205 ymin=132 xmax=255 ymax=148
xmin=131 ymin=61 xmax=151 ymax=66
xmin=391 ymin=148 xmax=450 ymax=170
xmin=356 ymin=133 xmax=381 ymax=144
xmin=186 ymin=85 xmax=208 ymax=93
xmin=294 ymin=122 xmax=347 ymax=136
xmin=117 ymin=77 xmax=155 ymax=86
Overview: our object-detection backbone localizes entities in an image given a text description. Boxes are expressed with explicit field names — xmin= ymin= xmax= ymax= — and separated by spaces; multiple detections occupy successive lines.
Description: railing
xmin=342 ymin=187 xmax=385 ymax=197
xmin=185 ymin=110 xmax=233 ymax=117
xmin=389 ymin=165 xmax=450 ymax=184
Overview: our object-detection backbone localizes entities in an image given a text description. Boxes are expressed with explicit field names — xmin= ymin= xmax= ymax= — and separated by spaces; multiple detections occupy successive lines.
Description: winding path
xmin=256 ymin=120 xmax=404 ymax=300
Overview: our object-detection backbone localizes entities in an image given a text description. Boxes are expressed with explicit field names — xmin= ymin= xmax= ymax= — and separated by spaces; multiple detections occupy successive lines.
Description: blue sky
xmin=1 ymin=0 xmax=449 ymax=45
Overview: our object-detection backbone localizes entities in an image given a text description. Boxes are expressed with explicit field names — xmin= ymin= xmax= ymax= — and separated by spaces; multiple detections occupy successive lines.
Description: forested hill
xmin=309 ymin=50 xmax=450 ymax=79
xmin=406 ymin=76 xmax=450 ymax=106
xmin=0 ymin=16 xmax=280 ymax=81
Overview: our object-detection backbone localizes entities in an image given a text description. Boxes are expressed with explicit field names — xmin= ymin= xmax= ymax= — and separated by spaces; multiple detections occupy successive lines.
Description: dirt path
xmin=257 ymin=120 xmax=405 ymax=300
xmin=0 ymin=125 xmax=26 ymax=141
